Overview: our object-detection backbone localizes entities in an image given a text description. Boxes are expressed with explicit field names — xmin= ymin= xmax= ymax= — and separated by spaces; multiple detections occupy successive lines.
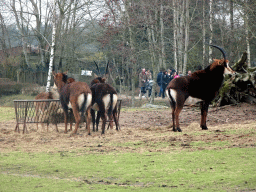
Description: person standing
xmin=157 ymin=69 xmax=168 ymax=98
xmin=146 ymin=69 xmax=153 ymax=97
xmin=167 ymin=69 xmax=173 ymax=84
xmin=139 ymin=68 xmax=147 ymax=97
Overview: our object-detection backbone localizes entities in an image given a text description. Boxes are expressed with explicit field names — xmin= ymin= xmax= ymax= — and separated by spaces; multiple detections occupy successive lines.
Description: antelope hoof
xmin=201 ymin=125 xmax=208 ymax=130
xmin=177 ymin=127 xmax=182 ymax=132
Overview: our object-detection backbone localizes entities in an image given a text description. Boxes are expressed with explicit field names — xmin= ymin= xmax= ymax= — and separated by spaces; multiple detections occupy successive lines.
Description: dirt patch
xmin=0 ymin=103 xmax=256 ymax=153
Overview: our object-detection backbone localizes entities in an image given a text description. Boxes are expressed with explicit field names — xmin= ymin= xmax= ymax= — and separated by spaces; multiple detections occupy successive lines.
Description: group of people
xmin=139 ymin=68 xmax=192 ymax=98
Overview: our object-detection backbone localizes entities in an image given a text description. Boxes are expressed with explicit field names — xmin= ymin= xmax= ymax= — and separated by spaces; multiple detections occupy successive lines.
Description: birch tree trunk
xmin=173 ymin=0 xmax=178 ymax=71
xmin=46 ymin=2 xmax=57 ymax=92
xmin=208 ymin=0 xmax=213 ymax=63
xmin=183 ymin=0 xmax=189 ymax=75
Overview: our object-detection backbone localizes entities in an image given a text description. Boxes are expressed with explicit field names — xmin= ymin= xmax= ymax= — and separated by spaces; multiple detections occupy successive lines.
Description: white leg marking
xmin=86 ymin=93 xmax=92 ymax=110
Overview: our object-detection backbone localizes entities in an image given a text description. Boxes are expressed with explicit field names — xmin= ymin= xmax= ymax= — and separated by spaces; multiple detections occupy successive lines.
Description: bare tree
xmin=208 ymin=0 xmax=213 ymax=63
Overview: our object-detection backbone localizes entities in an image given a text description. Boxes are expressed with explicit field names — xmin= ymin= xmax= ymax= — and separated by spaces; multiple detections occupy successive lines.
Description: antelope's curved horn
xmin=209 ymin=44 xmax=227 ymax=60
xmin=105 ymin=61 xmax=109 ymax=75
xmin=94 ymin=61 xmax=100 ymax=74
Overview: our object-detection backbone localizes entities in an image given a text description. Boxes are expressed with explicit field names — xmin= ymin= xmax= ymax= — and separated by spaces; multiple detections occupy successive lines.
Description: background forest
xmin=0 ymin=0 xmax=256 ymax=103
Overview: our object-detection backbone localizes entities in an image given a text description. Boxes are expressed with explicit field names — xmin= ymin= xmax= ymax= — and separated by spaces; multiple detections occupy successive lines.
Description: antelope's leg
xmin=173 ymin=90 xmax=187 ymax=132
xmin=63 ymin=110 xmax=69 ymax=133
xmin=91 ymin=109 xmax=96 ymax=132
xmin=100 ymin=111 xmax=107 ymax=134
xmin=113 ymin=109 xmax=120 ymax=131
xmin=85 ymin=108 xmax=91 ymax=135
xmin=171 ymin=107 xmax=176 ymax=131
xmin=96 ymin=111 xmax=101 ymax=132
xmin=108 ymin=112 xmax=114 ymax=130
xmin=69 ymin=112 xmax=73 ymax=131
xmin=71 ymin=104 xmax=80 ymax=134
xmin=200 ymin=101 xmax=210 ymax=130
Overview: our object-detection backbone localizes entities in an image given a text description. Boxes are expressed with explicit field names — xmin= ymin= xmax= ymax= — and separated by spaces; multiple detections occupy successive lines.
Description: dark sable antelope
xmin=166 ymin=45 xmax=236 ymax=132
xmin=53 ymin=72 xmax=92 ymax=135
xmin=90 ymin=62 xmax=120 ymax=134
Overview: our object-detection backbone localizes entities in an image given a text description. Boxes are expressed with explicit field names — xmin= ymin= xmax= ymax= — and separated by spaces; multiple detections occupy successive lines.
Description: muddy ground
xmin=0 ymin=102 xmax=256 ymax=153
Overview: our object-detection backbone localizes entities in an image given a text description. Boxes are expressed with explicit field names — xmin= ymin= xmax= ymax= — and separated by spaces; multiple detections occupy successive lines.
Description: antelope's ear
xmin=94 ymin=73 xmax=98 ymax=78
xmin=63 ymin=71 xmax=68 ymax=75
xmin=52 ymin=71 xmax=56 ymax=77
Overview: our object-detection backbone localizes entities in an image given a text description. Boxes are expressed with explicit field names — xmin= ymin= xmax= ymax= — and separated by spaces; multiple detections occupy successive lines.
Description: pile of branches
xmin=214 ymin=52 xmax=256 ymax=106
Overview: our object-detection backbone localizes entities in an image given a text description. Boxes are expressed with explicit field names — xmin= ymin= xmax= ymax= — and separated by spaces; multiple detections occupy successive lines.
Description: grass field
xmin=0 ymin=103 xmax=256 ymax=191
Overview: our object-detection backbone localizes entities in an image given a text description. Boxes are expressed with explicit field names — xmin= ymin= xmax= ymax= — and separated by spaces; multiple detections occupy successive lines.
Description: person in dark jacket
xmin=157 ymin=69 xmax=168 ymax=98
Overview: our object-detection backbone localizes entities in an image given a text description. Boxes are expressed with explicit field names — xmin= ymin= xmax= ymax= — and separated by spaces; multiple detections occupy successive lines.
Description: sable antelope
xmin=53 ymin=72 xmax=92 ymax=135
xmin=90 ymin=61 xmax=120 ymax=134
xmin=166 ymin=45 xmax=236 ymax=132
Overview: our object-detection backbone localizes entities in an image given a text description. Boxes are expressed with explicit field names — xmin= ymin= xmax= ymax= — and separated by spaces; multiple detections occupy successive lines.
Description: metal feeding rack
xmin=13 ymin=99 xmax=122 ymax=134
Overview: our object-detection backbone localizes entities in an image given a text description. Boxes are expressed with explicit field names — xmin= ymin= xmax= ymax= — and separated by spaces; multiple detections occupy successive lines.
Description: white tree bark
xmin=46 ymin=2 xmax=57 ymax=92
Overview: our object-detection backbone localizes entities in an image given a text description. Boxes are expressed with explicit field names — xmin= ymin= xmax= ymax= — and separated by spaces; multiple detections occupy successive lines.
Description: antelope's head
xmin=210 ymin=45 xmax=236 ymax=75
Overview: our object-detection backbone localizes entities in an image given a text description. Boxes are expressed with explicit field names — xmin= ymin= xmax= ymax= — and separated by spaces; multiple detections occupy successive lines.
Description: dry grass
xmin=0 ymin=119 xmax=255 ymax=154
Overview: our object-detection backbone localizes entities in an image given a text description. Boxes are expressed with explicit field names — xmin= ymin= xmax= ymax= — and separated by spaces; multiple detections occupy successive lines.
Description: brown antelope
xmin=166 ymin=45 xmax=236 ymax=132
xmin=90 ymin=82 xmax=119 ymax=134
xmin=53 ymin=72 xmax=92 ymax=135
xmin=34 ymin=77 xmax=75 ymax=132
xmin=90 ymin=61 xmax=120 ymax=134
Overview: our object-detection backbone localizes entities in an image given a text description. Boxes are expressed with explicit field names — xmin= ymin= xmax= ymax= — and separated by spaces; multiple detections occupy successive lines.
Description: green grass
xmin=0 ymin=94 xmax=35 ymax=107
xmin=1 ymin=148 xmax=256 ymax=191
xmin=0 ymin=107 xmax=16 ymax=121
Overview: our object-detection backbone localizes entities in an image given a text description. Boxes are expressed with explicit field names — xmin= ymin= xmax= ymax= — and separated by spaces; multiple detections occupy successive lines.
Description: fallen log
xmin=213 ymin=52 xmax=256 ymax=106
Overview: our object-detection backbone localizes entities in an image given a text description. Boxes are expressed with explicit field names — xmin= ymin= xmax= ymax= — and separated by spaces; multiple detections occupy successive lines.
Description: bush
xmin=0 ymin=78 xmax=23 ymax=96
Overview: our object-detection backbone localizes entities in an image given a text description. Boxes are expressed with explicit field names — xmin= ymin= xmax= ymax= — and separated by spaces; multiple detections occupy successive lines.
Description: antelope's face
xmin=223 ymin=60 xmax=236 ymax=75
xmin=53 ymin=72 xmax=68 ymax=89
